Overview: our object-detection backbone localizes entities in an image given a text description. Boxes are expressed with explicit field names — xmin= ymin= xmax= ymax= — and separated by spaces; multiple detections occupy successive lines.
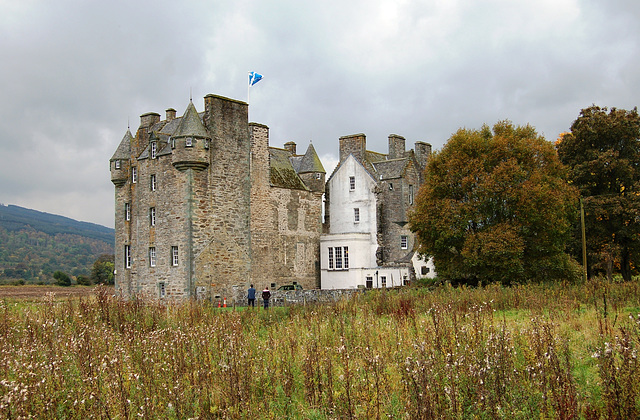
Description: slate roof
xmin=110 ymin=130 xmax=133 ymax=161
xmin=296 ymin=143 xmax=326 ymax=174
xmin=372 ymin=158 xmax=408 ymax=180
xmin=172 ymin=101 xmax=210 ymax=139
xmin=138 ymin=131 xmax=171 ymax=160
xmin=269 ymin=148 xmax=309 ymax=190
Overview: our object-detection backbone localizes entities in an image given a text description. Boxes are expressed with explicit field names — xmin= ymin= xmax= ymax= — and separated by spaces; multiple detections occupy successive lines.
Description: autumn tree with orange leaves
xmin=409 ymin=121 xmax=581 ymax=285
xmin=557 ymin=106 xmax=640 ymax=281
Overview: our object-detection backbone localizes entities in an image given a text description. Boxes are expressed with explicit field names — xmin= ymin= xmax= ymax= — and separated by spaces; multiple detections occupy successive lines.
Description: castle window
xmin=328 ymin=247 xmax=334 ymax=270
xmin=366 ymin=276 xmax=373 ymax=289
xmin=409 ymin=185 xmax=414 ymax=205
xmin=132 ymin=167 xmax=137 ymax=183
xmin=401 ymin=235 xmax=408 ymax=249
xmin=150 ymin=207 xmax=156 ymax=226
xmin=124 ymin=245 xmax=131 ymax=268
xmin=159 ymin=282 xmax=166 ymax=298
xmin=315 ymin=173 xmax=321 ymax=180
xmin=349 ymin=176 xmax=355 ymax=191
xmin=115 ymin=160 xmax=121 ymax=169
xmin=403 ymin=275 xmax=409 ymax=286
xmin=335 ymin=247 xmax=343 ymax=269
xmin=125 ymin=203 xmax=130 ymax=221
xmin=150 ymin=142 xmax=157 ymax=159
xmin=328 ymin=246 xmax=349 ymax=270
xmin=381 ymin=276 xmax=387 ymax=288
xmin=170 ymin=137 xmax=175 ymax=149
xmin=149 ymin=247 xmax=156 ymax=267
xmin=150 ymin=174 xmax=157 ymax=191
xmin=185 ymin=137 xmax=193 ymax=147
xmin=171 ymin=246 xmax=179 ymax=266
xmin=204 ymin=139 xmax=210 ymax=149
xmin=354 ymin=208 xmax=360 ymax=223
xmin=389 ymin=183 xmax=393 ymax=190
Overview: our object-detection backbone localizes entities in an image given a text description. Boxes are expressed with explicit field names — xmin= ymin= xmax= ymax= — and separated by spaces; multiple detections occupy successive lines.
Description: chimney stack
xmin=166 ymin=108 xmax=177 ymax=121
xmin=284 ymin=141 xmax=297 ymax=155
xmin=388 ymin=134 xmax=406 ymax=159
xmin=140 ymin=112 xmax=160 ymax=128
xmin=415 ymin=141 xmax=432 ymax=169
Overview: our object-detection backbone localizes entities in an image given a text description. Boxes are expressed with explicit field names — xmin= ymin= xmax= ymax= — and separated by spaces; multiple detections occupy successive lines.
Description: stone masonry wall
xmin=250 ymin=123 xmax=323 ymax=291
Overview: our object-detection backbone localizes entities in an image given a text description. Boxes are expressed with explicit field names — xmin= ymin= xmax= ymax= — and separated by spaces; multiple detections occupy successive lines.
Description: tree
xmin=53 ymin=270 xmax=71 ymax=287
xmin=556 ymin=106 xmax=640 ymax=281
xmin=76 ymin=275 xmax=92 ymax=286
xmin=409 ymin=121 xmax=580 ymax=285
xmin=91 ymin=254 xmax=115 ymax=285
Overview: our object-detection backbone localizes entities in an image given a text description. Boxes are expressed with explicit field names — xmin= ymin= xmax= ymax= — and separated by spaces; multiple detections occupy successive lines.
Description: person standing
xmin=262 ymin=286 xmax=271 ymax=309
xmin=247 ymin=284 xmax=256 ymax=307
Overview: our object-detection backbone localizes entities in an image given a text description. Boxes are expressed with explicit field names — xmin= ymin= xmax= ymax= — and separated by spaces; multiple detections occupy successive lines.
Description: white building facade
xmin=321 ymin=133 xmax=435 ymax=289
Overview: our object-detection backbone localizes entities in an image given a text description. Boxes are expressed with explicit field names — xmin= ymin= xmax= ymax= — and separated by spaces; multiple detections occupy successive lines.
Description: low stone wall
xmin=227 ymin=288 xmax=364 ymax=307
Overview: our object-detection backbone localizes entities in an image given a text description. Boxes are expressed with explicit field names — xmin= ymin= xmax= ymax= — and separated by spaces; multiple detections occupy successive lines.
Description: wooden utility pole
xmin=580 ymin=198 xmax=587 ymax=282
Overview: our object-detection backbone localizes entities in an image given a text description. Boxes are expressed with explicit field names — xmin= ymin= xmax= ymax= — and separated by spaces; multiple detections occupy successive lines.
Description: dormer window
xmin=185 ymin=137 xmax=193 ymax=147
xmin=150 ymin=142 xmax=157 ymax=159
xmin=114 ymin=160 xmax=121 ymax=169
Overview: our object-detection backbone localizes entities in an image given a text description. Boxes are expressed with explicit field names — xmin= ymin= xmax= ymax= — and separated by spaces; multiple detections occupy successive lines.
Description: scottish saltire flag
xmin=249 ymin=72 xmax=263 ymax=86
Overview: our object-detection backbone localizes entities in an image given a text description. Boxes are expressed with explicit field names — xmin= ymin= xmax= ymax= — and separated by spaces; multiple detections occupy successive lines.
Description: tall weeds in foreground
xmin=0 ymin=280 xmax=639 ymax=418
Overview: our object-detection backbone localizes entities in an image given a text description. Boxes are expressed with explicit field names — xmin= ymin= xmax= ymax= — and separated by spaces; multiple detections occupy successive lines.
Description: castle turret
xmin=110 ymin=130 xmax=133 ymax=187
xmin=296 ymin=143 xmax=326 ymax=193
xmin=171 ymin=101 xmax=211 ymax=171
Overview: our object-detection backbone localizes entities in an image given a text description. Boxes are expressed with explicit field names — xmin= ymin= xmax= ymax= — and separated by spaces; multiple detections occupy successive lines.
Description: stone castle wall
xmin=250 ymin=124 xmax=323 ymax=290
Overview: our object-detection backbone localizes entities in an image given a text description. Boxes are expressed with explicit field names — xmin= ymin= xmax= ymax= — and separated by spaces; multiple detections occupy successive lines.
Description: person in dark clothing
xmin=247 ymin=284 xmax=256 ymax=307
xmin=262 ymin=286 xmax=271 ymax=309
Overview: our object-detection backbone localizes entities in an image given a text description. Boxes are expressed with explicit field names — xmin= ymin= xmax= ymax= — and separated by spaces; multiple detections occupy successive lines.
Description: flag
xmin=249 ymin=72 xmax=263 ymax=86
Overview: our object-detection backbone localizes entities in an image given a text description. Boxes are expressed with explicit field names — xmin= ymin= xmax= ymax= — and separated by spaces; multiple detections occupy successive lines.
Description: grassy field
xmin=0 ymin=279 xmax=639 ymax=419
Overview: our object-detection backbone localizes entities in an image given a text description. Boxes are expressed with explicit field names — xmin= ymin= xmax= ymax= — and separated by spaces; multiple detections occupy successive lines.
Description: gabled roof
xmin=326 ymin=153 xmax=379 ymax=184
xmin=269 ymin=148 xmax=309 ymax=190
xmin=172 ymin=101 xmax=210 ymax=139
xmin=296 ymin=143 xmax=326 ymax=174
xmin=110 ymin=129 xmax=133 ymax=161
xmin=138 ymin=132 xmax=171 ymax=160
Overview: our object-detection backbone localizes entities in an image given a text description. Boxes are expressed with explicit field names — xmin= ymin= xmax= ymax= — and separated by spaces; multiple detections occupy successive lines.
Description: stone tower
xmin=110 ymin=94 xmax=324 ymax=301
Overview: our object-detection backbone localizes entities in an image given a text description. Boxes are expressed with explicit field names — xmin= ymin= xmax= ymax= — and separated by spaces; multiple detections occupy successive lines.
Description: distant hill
xmin=0 ymin=204 xmax=114 ymax=284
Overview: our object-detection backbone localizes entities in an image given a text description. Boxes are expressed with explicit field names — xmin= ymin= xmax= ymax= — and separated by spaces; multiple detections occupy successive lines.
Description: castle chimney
xmin=166 ymin=108 xmax=177 ymax=121
xmin=388 ymin=134 xmax=406 ymax=159
xmin=140 ymin=112 xmax=160 ymax=128
xmin=284 ymin=141 xmax=297 ymax=155
xmin=415 ymin=141 xmax=432 ymax=169
xmin=339 ymin=133 xmax=366 ymax=163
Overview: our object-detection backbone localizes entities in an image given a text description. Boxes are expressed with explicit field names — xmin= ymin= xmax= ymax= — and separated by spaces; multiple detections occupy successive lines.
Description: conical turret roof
xmin=172 ymin=101 xmax=210 ymax=139
xmin=111 ymin=129 xmax=133 ymax=161
xmin=297 ymin=143 xmax=326 ymax=174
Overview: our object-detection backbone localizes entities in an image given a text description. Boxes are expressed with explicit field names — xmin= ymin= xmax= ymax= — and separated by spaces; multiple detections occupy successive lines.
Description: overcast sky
xmin=1 ymin=0 xmax=638 ymax=228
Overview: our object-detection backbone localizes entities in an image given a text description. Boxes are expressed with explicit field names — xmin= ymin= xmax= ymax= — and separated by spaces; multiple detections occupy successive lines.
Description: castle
xmin=110 ymin=93 xmax=433 ymax=300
